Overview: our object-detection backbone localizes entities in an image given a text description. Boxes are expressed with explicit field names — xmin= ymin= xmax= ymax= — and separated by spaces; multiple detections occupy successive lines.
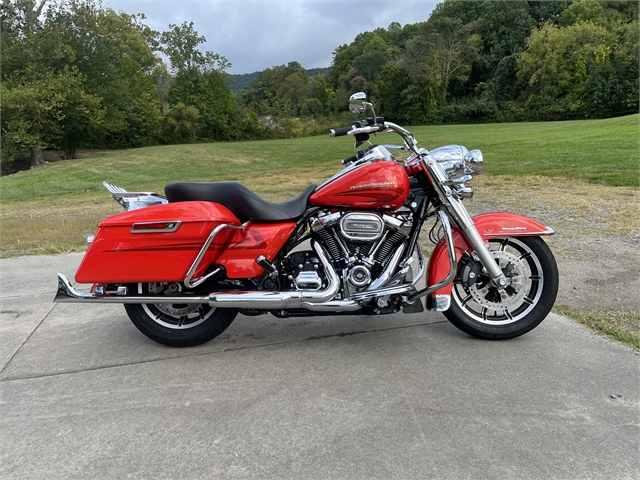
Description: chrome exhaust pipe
xmin=55 ymin=274 xmax=210 ymax=304
xmin=208 ymin=243 xmax=343 ymax=309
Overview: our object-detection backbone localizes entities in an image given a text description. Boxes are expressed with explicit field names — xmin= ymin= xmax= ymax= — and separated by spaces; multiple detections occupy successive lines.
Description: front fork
xmin=444 ymin=195 xmax=508 ymax=289
xmin=424 ymin=157 xmax=507 ymax=289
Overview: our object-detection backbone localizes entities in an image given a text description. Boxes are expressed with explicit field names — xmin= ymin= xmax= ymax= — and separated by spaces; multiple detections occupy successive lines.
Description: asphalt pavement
xmin=1 ymin=253 xmax=638 ymax=479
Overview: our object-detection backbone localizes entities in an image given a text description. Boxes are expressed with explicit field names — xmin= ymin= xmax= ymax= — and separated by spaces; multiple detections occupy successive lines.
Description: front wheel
xmin=124 ymin=282 xmax=237 ymax=347
xmin=443 ymin=236 xmax=558 ymax=340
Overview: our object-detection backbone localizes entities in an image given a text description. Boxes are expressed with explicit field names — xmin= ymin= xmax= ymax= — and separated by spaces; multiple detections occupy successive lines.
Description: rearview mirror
xmin=349 ymin=92 xmax=368 ymax=114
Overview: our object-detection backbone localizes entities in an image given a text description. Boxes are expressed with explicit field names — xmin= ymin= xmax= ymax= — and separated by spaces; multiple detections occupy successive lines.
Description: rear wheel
xmin=443 ymin=236 xmax=558 ymax=339
xmin=124 ymin=282 xmax=237 ymax=347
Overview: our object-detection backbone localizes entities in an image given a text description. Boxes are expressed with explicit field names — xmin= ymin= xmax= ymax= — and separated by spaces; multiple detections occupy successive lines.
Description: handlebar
xmin=330 ymin=126 xmax=354 ymax=137
xmin=329 ymin=117 xmax=386 ymax=138
xmin=330 ymin=117 xmax=421 ymax=157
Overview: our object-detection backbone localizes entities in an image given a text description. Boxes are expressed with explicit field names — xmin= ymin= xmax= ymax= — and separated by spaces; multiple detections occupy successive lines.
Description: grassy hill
xmin=0 ymin=114 xmax=638 ymax=257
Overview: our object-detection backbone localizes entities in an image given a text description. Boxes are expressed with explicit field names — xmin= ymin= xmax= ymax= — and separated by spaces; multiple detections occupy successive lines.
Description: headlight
xmin=464 ymin=149 xmax=483 ymax=175
xmin=426 ymin=145 xmax=482 ymax=183
xmin=444 ymin=160 xmax=466 ymax=180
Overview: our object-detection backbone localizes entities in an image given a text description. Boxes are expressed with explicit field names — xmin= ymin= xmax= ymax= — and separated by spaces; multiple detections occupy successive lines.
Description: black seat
xmin=165 ymin=182 xmax=317 ymax=223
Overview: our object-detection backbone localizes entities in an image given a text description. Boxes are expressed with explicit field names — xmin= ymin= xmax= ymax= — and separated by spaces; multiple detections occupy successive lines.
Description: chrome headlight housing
xmin=464 ymin=149 xmax=483 ymax=175
xmin=427 ymin=145 xmax=483 ymax=181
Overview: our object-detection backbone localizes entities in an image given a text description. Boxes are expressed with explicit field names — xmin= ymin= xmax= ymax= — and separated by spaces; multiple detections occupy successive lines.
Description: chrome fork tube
xmin=424 ymin=157 xmax=507 ymax=288
xmin=445 ymin=194 xmax=507 ymax=287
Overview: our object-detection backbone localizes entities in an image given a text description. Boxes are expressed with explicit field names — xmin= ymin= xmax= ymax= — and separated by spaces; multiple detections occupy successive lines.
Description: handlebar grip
xmin=330 ymin=126 xmax=354 ymax=137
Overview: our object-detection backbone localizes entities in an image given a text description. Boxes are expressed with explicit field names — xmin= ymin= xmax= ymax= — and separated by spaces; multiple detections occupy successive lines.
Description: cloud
xmin=106 ymin=0 xmax=438 ymax=73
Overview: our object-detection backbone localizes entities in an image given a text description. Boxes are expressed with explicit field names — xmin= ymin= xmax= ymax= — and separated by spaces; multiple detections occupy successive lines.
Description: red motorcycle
xmin=56 ymin=92 xmax=558 ymax=347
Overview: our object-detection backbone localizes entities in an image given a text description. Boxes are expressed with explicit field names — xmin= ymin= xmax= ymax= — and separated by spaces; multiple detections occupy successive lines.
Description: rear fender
xmin=426 ymin=213 xmax=554 ymax=307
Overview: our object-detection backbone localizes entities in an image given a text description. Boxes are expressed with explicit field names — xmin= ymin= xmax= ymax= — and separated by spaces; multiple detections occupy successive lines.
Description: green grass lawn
xmin=1 ymin=114 xmax=638 ymax=205
xmin=411 ymin=114 xmax=639 ymax=186
xmin=0 ymin=114 xmax=638 ymax=259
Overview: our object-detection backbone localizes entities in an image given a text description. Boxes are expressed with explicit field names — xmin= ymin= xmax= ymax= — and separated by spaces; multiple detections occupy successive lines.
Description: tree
xmin=167 ymin=68 xmax=236 ymax=139
xmin=517 ymin=5 xmax=638 ymax=119
xmin=1 ymin=0 xmax=107 ymax=164
xmin=164 ymin=102 xmax=200 ymax=142
xmin=48 ymin=3 xmax=164 ymax=148
xmin=243 ymin=62 xmax=309 ymax=116
xmin=1 ymin=66 xmax=104 ymax=161
xmin=2 ymin=0 xmax=54 ymax=166
xmin=277 ymin=73 xmax=308 ymax=114
xmin=353 ymin=50 xmax=390 ymax=82
xmin=402 ymin=17 xmax=480 ymax=106
xmin=159 ymin=21 xmax=236 ymax=140
xmin=160 ymin=21 xmax=230 ymax=73
xmin=376 ymin=64 xmax=411 ymax=122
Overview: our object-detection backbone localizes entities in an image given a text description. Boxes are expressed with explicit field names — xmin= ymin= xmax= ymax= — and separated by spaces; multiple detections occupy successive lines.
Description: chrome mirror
xmin=349 ymin=92 xmax=368 ymax=114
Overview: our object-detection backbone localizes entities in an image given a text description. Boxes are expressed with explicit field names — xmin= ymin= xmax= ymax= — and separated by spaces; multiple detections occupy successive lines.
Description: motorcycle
xmin=55 ymin=92 xmax=559 ymax=347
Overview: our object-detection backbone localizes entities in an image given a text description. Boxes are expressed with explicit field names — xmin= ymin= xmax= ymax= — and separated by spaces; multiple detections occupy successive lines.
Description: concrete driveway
xmin=1 ymin=253 xmax=638 ymax=479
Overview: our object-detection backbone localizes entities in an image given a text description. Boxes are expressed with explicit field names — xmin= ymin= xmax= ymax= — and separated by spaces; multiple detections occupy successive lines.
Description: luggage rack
xmin=103 ymin=181 xmax=168 ymax=211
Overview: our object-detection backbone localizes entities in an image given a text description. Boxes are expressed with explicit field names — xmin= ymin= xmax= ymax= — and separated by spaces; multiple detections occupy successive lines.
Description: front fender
xmin=425 ymin=213 xmax=554 ymax=308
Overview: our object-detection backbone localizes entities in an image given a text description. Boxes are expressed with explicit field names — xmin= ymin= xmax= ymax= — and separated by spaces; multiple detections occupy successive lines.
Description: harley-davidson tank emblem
xmin=350 ymin=181 xmax=396 ymax=189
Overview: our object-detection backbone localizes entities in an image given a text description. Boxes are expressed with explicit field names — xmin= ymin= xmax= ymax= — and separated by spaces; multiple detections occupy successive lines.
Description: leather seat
xmin=165 ymin=182 xmax=317 ymax=223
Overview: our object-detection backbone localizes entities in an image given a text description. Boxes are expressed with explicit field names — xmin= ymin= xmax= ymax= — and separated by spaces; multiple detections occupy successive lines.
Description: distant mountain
xmin=306 ymin=67 xmax=331 ymax=77
xmin=227 ymin=72 xmax=259 ymax=91
xmin=227 ymin=67 xmax=331 ymax=92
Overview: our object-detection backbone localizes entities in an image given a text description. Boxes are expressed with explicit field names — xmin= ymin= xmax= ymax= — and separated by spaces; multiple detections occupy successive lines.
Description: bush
xmin=440 ymin=98 xmax=500 ymax=123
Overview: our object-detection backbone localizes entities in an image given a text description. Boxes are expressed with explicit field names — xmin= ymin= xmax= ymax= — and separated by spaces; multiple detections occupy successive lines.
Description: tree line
xmin=1 ymin=0 xmax=637 ymax=169
xmin=244 ymin=0 xmax=637 ymax=124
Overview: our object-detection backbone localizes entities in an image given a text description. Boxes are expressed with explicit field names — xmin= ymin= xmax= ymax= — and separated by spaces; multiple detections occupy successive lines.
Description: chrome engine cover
xmin=340 ymin=213 xmax=384 ymax=241
xmin=348 ymin=265 xmax=372 ymax=288
xmin=294 ymin=271 xmax=323 ymax=290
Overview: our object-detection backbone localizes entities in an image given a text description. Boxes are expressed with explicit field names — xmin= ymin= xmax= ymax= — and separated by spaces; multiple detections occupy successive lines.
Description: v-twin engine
xmin=309 ymin=209 xmax=412 ymax=294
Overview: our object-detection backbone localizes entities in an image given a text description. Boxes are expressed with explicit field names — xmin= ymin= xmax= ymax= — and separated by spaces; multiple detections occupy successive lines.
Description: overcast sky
xmin=105 ymin=0 xmax=439 ymax=74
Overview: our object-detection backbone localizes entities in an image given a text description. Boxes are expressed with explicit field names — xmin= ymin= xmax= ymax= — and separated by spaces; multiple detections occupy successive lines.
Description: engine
xmin=308 ymin=210 xmax=412 ymax=294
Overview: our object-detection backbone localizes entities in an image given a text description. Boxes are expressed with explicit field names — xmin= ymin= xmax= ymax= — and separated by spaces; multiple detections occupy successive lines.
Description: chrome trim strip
xmin=131 ymin=221 xmax=181 ymax=234
xmin=483 ymin=227 xmax=555 ymax=237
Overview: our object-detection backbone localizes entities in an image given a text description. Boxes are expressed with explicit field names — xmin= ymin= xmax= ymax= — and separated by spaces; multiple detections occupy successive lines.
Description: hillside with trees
xmin=1 ymin=0 xmax=637 ymax=170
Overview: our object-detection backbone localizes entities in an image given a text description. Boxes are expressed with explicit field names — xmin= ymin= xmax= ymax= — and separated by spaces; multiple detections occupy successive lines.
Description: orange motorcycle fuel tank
xmin=309 ymin=159 xmax=410 ymax=210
